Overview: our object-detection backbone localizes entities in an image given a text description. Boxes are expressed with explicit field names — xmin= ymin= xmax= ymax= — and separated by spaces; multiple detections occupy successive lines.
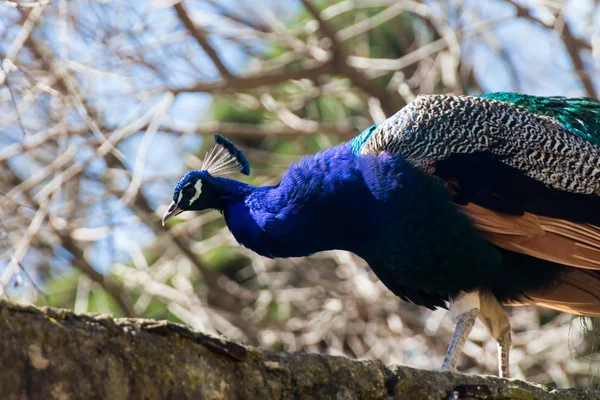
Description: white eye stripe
xmin=189 ymin=180 xmax=203 ymax=205
xmin=177 ymin=190 xmax=183 ymax=205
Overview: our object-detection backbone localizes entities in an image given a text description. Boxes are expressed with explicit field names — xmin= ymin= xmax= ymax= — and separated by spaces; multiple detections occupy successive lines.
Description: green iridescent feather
xmin=481 ymin=92 xmax=600 ymax=147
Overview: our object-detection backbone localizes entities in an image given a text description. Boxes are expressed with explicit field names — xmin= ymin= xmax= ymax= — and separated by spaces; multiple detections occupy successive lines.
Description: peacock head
xmin=162 ymin=135 xmax=250 ymax=226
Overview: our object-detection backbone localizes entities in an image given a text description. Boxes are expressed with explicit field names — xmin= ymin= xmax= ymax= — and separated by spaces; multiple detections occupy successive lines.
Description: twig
xmin=300 ymin=0 xmax=403 ymax=114
xmin=338 ymin=3 xmax=406 ymax=42
xmin=50 ymin=231 xmax=136 ymax=317
xmin=173 ymin=1 xmax=233 ymax=78
xmin=162 ymin=122 xmax=358 ymax=139
xmin=0 ymin=2 xmax=48 ymax=86
xmin=560 ymin=20 xmax=597 ymax=98
xmin=170 ymin=62 xmax=333 ymax=94
xmin=120 ymin=92 xmax=174 ymax=206
xmin=505 ymin=0 xmax=596 ymax=98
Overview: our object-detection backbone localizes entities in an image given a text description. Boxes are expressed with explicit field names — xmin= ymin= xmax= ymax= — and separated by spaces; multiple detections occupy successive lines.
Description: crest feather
xmin=201 ymin=135 xmax=250 ymax=176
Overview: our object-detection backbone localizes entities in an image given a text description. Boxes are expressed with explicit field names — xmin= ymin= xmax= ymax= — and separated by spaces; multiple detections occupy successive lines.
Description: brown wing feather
xmin=455 ymin=203 xmax=544 ymax=237
xmin=457 ymin=203 xmax=600 ymax=315
xmin=457 ymin=203 xmax=600 ymax=270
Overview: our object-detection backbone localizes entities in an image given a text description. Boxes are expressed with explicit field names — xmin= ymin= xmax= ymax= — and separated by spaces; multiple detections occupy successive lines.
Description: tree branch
xmin=561 ymin=21 xmax=597 ymax=99
xmin=0 ymin=161 xmax=136 ymax=318
xmin=506 ymin=0 xmax=597 ymax=98
xmin=506 ymin=0 xmax=591 ymax=50
xmin=300 ymin=0 xmax=403 ymax=114
xmin=0 ymin=300 xmax=590 ymax=400
xmin=48 ymin=232 xmax=137 ymax=317
xmin=173 ymin=1 xmax=233 ymax=79
xmin=162 ymin=122 xmax=358 ymax=139
xmin=170 ymin=62 xmax=334 ymax=94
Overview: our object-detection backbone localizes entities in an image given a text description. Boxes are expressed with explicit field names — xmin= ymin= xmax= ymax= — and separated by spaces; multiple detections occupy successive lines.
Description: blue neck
xmin=220 ymin=143 xmax=384 ymax=258
xmin=209 ymin=176 xmax=253 ymax=205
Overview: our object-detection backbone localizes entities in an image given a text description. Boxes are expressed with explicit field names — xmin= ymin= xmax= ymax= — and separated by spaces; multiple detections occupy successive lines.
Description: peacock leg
xmin=441 ymin=291 xmax=480 ymax=373
xmin=479 ymin=291 xmax=511 ymax=377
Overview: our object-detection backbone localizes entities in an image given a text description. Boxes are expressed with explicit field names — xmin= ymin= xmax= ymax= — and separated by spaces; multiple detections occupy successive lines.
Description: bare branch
xmin=173 ymin=1 xmax=233 ymax=78
xmin=560 ymin=21 xmax=597 ymax=98
xmin=505 ymin=0 xmax=596 ymax=98
xmin=170 ymin=62 xmax=334 ymax=94
xmin=164 ymin=122 xmax=358 ymax=139
xmin=300 ymin=0 xmax=403 ymax=114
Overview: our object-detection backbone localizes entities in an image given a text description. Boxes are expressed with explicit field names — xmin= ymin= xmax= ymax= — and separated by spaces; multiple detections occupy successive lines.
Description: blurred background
xmin=1 ymin=0 xmax=599 ymax=388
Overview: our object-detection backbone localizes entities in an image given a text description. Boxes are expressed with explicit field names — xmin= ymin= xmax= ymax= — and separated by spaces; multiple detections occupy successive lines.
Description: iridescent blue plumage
xmin=166 ymin=94 xmax=600 ymax=377
xmin=220 ymin=143 xmax=505 ymax=307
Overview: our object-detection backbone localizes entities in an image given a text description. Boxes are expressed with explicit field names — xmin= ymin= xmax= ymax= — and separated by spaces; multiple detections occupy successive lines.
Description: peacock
xmin=163 ymin=93 xmax=600 ymax=377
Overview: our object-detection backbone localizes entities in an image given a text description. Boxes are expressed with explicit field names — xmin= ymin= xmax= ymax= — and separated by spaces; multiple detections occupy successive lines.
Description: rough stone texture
xmin=0 ymin=300 xmax=598 ymax=399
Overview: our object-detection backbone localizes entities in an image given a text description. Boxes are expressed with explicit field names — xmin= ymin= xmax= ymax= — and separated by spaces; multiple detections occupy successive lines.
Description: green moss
xmin=500 ymin=386 xmax=536 ymax=400
xmin=393 ymin=379 xmax=417 ymax=394
xmin=293 ymin=359 xmax=330 ymax=393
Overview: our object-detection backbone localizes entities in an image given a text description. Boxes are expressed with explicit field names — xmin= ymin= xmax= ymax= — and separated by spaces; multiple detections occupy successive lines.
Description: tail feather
xmin=521 ymin=270 xmax=600 ymax=316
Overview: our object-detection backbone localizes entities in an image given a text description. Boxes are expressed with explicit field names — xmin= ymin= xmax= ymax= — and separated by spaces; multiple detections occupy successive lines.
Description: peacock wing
xmin=356 ymin=94 xmax=600 ymax=195
xmin=353 ymin=93 xmax=600 ymax=314
xmin=437 ymin=153 xmax=600 ymax=316
xmin=480 ymin=92 xmax=600 ymax=147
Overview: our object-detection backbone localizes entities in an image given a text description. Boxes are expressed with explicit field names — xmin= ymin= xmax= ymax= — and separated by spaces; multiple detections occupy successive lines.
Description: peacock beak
xmin=162 ymin=201 xmax=182 ymax=226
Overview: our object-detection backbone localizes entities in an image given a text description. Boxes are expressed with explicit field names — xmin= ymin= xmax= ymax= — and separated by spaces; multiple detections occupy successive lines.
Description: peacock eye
xmin=182 ymin=185 xmax=196 ymax=197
